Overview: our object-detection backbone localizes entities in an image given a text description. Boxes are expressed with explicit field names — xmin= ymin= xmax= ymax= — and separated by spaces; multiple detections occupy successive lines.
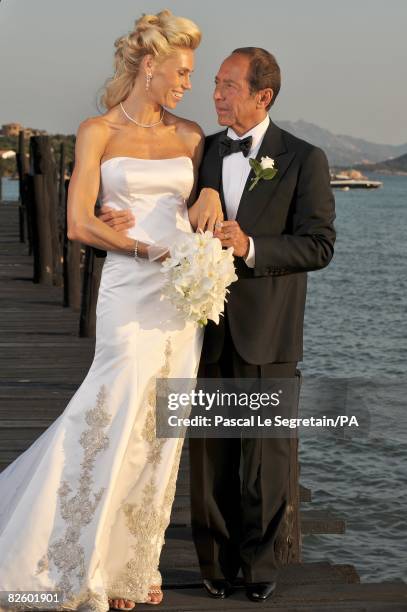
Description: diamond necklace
xmin=120 ymin=102 xmax=164 ymax=128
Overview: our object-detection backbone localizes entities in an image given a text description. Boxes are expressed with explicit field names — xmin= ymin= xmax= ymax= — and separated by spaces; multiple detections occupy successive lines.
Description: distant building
xmin=0 ymin=150 xmax=16 ymax=159
xmin=1 ymin=123 xmax=47 ymax=138
xmin=1 ymin=123 xmax=22 ymax=137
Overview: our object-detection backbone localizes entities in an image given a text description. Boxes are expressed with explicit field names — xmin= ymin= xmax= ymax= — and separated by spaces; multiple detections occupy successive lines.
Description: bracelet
xmin=134 ymin=240 xmax=138 ymax=259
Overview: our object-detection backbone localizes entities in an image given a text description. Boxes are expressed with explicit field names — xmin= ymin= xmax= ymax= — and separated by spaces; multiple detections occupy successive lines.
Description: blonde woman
xmin=0 ymin=10 xmax=222 ymax=612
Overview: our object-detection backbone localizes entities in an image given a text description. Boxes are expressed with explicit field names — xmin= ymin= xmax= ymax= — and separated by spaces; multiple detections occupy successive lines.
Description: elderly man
xmin=188 ymin=47 xmax=335 ymax=603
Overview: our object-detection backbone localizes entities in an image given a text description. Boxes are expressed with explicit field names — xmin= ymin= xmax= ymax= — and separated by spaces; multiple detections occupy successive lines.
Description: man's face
xmin=213 ymin=53 xmax=260 ymax=135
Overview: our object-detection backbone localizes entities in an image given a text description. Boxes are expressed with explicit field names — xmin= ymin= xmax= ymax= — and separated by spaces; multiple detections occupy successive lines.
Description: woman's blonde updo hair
xmin=101 ymin=9 xmax=201 ymax=110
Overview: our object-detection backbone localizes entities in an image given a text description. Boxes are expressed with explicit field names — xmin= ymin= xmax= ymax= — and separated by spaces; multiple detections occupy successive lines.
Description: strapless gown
xmin=0 ymin=156 xmax=204 ymax=611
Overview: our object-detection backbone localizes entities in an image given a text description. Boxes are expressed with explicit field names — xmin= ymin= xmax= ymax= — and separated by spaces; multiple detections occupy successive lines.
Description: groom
xmin=188 ymin=47 xmax=336 ymax=602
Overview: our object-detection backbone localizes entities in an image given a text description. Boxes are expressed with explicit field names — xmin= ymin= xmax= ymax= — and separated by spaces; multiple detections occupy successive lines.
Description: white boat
xmin=330 ymin=179 xmax=383 ymax=189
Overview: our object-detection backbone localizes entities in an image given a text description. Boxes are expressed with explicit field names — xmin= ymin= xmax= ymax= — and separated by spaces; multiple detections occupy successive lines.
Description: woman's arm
xmin=182 ymin=123 xmax=223 ymax=232
xmin=67 ymin=119 xmax=151 ymax=258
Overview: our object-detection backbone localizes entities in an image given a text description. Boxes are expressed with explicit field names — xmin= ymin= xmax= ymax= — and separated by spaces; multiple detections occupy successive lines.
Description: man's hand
xmin=195 ymin=188 xmax=224 ymax=233
xmin=96 ymin=205 xmax=135 ymax=233
xmin=214 ymin=220 xmax=250 ymax=258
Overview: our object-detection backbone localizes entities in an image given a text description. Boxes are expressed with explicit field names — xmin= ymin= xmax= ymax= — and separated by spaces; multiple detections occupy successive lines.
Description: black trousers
xmin=189 ymin=318 xmax=299 ymax=584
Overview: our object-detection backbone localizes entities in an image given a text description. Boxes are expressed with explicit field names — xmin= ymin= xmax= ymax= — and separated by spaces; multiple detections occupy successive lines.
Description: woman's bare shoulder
xmin=76 ymin=118 xmax=106 ymax=145
xmin=165 ymin=112 xmax=204 ymax=140
xmin=74 ymin=115 xmax=117 ymax=163
xmin=78 ymin=111 xmax=119 ymax=135
xmin=76 ymin=109 xmax=126 ymax=156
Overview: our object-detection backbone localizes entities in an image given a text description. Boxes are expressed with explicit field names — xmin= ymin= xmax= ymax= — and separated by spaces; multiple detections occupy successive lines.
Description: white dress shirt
xmin=222 ymin=114 xmax=270 ymax=268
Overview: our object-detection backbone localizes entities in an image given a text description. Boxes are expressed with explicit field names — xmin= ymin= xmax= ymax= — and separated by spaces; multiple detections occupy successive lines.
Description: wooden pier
xmin=1 ymin=198 xmax=406 ymax=610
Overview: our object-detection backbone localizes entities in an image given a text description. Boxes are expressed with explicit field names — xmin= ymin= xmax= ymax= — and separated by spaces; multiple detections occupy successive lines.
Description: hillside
xmin=355 ymin=152 xmax=407 ymax=174
xmin=277 ymin=119 xmax=407 ymax=167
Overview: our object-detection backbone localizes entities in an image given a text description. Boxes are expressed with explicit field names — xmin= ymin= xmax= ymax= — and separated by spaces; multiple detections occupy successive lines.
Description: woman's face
xmin=149 ymin=48 xmax=195 ymax=109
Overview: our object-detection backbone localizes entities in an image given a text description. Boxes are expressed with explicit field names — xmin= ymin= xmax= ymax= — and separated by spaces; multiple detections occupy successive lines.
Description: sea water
xmin=301 ymin=174 xmax=407 ymax=582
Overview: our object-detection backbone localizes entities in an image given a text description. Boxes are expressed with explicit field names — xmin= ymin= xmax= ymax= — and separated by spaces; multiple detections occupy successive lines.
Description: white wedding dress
xmin=0 ymin=156 xmax=203 ymax=611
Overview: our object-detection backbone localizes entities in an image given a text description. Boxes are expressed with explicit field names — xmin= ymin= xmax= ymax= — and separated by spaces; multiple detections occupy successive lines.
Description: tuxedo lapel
xmin=202 ymin=131 xmax=228 ymax=220
xmin=236 ymin=120 xmax=295 ymax=231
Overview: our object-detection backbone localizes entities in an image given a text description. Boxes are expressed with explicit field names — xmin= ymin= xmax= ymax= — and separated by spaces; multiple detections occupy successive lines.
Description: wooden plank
xmin=160 ymin=531 xmax=359 ymax=586
xmin=129 ymin=580 xmax=407 ymax=611
xmin=300 ymin=509 xmax=346 ymax=535
xmin=300 ymin=484 xmax=312 ymax=502
xmin=168 ymin=500 xmax=346 ymax=535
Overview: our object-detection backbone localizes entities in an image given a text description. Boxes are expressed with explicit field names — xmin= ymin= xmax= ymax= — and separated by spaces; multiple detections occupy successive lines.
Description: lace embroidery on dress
xmin=107 ymin=338 xmax=184 ymax=601
xmin=0 ymin=588 xmax=107 ymax=612
xmin=142 ymin=405 xmax=165 ymax=467
xmin=33 ymin=386 xmax=111 ymax=611
xmin=107 ymin=437 xmax=184 ymax=601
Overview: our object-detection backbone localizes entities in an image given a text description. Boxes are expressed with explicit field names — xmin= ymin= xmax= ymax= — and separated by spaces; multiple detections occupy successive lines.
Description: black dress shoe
xmin=203 ymin=579 xmax=233 ymax=599
xmin=245 ymin=581 xmax=277 ymax=602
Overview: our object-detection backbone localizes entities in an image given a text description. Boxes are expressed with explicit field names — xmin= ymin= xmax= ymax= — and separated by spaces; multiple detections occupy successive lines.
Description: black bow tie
xmin=219 ymin=135 xmax=253 ymax=158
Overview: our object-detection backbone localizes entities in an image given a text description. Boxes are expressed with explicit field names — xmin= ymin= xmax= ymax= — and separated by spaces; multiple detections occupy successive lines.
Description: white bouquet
xmin=160 ymin=231 xmax=238 ymax=326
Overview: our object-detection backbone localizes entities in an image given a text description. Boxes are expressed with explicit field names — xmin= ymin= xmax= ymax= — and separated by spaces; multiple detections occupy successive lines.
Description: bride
xmin=0 ymin=10 xmax=223 ymax=612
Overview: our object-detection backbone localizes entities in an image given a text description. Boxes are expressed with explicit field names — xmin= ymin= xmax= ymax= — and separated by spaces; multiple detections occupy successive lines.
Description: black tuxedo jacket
xmin=197 ymin=119 xmax=336 ymax=365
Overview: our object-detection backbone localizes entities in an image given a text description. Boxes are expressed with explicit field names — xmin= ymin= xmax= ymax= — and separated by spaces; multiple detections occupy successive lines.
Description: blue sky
xmin=1 ymin=0 xmax=406 ymax=144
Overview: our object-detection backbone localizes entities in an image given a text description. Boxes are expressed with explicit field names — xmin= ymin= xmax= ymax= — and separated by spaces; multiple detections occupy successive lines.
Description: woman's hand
xmin=190 ymin=188 xmax=223 ymax=232
xmin=96 ymin=205 xmax=135 ymax=233
xmin=95 ymin=206 xmax=170 ymax=262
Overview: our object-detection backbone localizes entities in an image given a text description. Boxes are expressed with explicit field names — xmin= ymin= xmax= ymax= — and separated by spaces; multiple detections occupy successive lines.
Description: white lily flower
xmin=161 ymin=232 xmax=237 ymax=326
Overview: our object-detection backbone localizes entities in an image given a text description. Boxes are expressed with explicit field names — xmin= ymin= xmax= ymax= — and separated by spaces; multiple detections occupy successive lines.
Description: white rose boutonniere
xmin=248 ymin=156 xmax=277 ymax=191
